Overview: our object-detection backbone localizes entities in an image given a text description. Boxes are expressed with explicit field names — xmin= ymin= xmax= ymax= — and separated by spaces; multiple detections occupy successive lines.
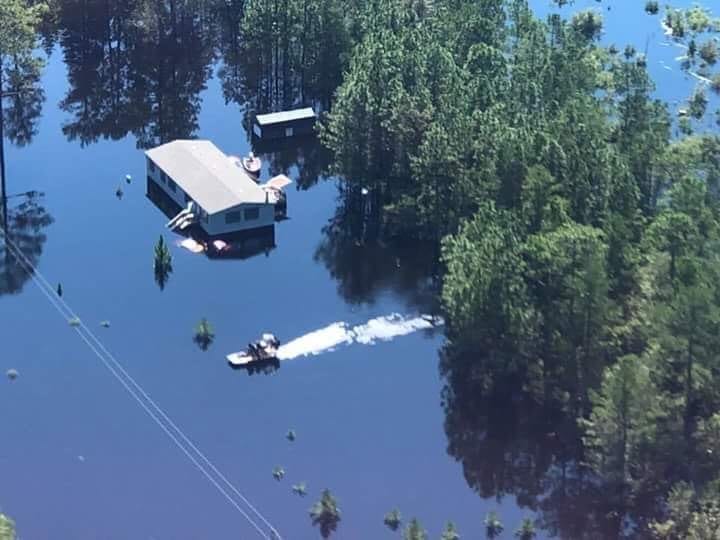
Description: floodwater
xmin=0 ymin=1 xmax=711 ymax=539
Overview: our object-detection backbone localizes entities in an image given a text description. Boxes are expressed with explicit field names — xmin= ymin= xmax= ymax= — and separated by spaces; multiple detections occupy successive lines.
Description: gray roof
xmin=145 ymin=140 xmax=267 ymax=214
xmin=255 ymin=107 xmax=316 ymax=126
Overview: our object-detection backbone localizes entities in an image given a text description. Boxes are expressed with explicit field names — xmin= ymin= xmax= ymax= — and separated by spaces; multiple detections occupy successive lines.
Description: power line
xmin=2 ymin=231 xmax=279 ymax=539
xmin=2 ymin=232 xmax=281 ymax=538
xmin=0 ymin=229 xmax=281 ymax=540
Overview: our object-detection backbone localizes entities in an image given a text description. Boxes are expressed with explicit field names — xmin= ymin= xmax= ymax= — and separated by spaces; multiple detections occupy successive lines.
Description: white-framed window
xmin=285 ymin=127 xmax=294 ymax=137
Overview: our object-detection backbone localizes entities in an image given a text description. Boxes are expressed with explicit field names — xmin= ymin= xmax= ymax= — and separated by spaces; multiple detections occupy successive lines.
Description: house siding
xmin=147 ymin=158 xmax=191 ymax=210
xmin=254 ymin=118 xmax=315 ymax=140
xmin=205 ymin=203 xmax=275 ymax=235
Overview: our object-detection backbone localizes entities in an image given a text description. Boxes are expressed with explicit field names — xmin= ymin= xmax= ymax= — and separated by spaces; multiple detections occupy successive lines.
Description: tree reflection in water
xmin=0 ymin=192 xmax=53 ymax=296
xmin=49 ymin=0 xmax=339 ymax=194
xmin=440 ymin=342 xmax=623 ymax=539
xmin=1 ymin=46 xmax=51 ymax=297
xmin=56 ymin=0 xmax=216 ymax=148
xmin=2 ymin=56 xmax=45 ymax=147
xmin=6 ymin=3 xmax=642 ymax=536
xmin=251 ymin=135 xmax=332 ymax=191
xmin=315 ymin=184 xmax=439 ymax=311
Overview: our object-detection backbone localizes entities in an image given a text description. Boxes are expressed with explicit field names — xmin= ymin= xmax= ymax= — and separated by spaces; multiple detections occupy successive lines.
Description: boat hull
xmin=226 ymin=345 xmax=279 ymax=368
xmin=226 ymin=354 xmax=280 ymax=375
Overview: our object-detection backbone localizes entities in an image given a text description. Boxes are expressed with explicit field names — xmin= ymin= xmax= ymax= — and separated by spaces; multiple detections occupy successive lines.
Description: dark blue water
xmin=0 ymin=43 xmax=507 ymax=540
xmin=0 ymin=1 xmax=712 ymax=539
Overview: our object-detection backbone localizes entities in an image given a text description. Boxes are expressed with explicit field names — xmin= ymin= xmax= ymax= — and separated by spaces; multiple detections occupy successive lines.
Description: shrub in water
xmin=193 ymin=318 xmax=215 ymax=351
xmin=310 ymin=489 xmax=341 ymax=539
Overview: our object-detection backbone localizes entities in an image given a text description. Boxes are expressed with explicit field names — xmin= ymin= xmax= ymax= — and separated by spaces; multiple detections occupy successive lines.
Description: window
xmin=185 ymin=193 xmax=193 ymax=203
xmin=244 ymin=207 xmax=260 ymax=221
xmin=159 ymin=172 xmax=167 ymax=184
xmin=225 ymin=211 xmax=242 ymax=224
xmin=148 ymin=159 xmax=156 ymax=173
xmin=284 ymin=127 xmax=294 ymax=137
xmin=168 ymin=179 xmax=177 ymax=192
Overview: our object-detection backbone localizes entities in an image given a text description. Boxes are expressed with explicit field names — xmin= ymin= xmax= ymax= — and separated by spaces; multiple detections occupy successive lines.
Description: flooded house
xmin=145 ymin=140 xmax=280 ymax=237
xmin=146 ymin=178 xmax=277 ymax=261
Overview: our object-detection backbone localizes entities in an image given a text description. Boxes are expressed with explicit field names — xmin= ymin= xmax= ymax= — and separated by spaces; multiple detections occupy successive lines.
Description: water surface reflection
xmin=315 ymin=186 xmax=440 ymax=311
xmin=56 ymin=0 xmax=216 ymax=148
xmin=0 ymin=191 xmax=53 ymax=296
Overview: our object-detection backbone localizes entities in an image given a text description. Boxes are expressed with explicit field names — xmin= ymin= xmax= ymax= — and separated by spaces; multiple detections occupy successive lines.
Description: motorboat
xmin=227 ymin=152 xmax=262 ymax=180
xmin=242 ymin=152 xmax=262 ymax=178
xmin=227 ymin=333 xmax=281 ymax=368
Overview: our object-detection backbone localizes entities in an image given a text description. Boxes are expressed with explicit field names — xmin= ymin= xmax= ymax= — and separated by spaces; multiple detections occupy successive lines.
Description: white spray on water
xmin=275 ymin=314 xmax=443 ymax=361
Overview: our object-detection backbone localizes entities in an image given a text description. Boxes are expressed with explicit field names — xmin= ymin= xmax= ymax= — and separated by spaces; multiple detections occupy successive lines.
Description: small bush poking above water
xmin=570 ymin=10 xmax=603 ymax=41
xmin=292 ymin=483 xmax=307 ymax=497
xmin=0 ymin=513 xmax=16 ymax=540
xmin=310 ymin=489 xmax=341 ymax=539
xmin=153 ymin=236 xmax=173 ymax=291
xmin=440 ymin=522 xmax=460 ymax=540
xmin=68 ymin=317 xmax=81 ymax=327
xmin=286 ymin=429 xmax=297 ymax=442
xmin=515 ymin=518 xmax=537 ymax=540
xmin=712 ymin=73 xmax=720 ymax=94
xmin=193 ymin=318 xmax=215 ymax=351
xmin=272 ymin=466 xmax=285 ymax=481
xmin=403 ymin=518 xmax=427 ymax=540
xmin=700 ymin=39 xmax=718 ymax=65
xmin=645 ymin=1 xmax=659 ymax=15
xmin=383 ymin=509 xmax=402 ymax=531
xmin=485 ymin=511 xmax=504 ymax=539
xmin=689 ymin=88 xmax=709 ymax=119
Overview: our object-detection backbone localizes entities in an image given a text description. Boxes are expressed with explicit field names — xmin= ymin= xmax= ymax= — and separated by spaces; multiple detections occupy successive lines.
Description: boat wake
xmin=275 ymin=314 xmax=443 ymax=361
xmin=276 ymin=322 xmax=353 ymax=360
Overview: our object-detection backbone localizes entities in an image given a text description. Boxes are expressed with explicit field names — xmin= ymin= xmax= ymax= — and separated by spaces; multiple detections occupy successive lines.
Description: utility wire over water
xmin=0 ymin=229 xmax=282 ymax=540
xmin=276 ymin=314 xmax=444 ymax=360
xmin=2 ymin=226 xmax=442 ymax=538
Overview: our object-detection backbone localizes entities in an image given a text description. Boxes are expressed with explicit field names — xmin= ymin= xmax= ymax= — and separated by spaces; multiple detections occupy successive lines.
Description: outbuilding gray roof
xmin=255 ymin=107 xmax=316 ymax=126
xmin=145 ymin=140 xmax=267 ymax=214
